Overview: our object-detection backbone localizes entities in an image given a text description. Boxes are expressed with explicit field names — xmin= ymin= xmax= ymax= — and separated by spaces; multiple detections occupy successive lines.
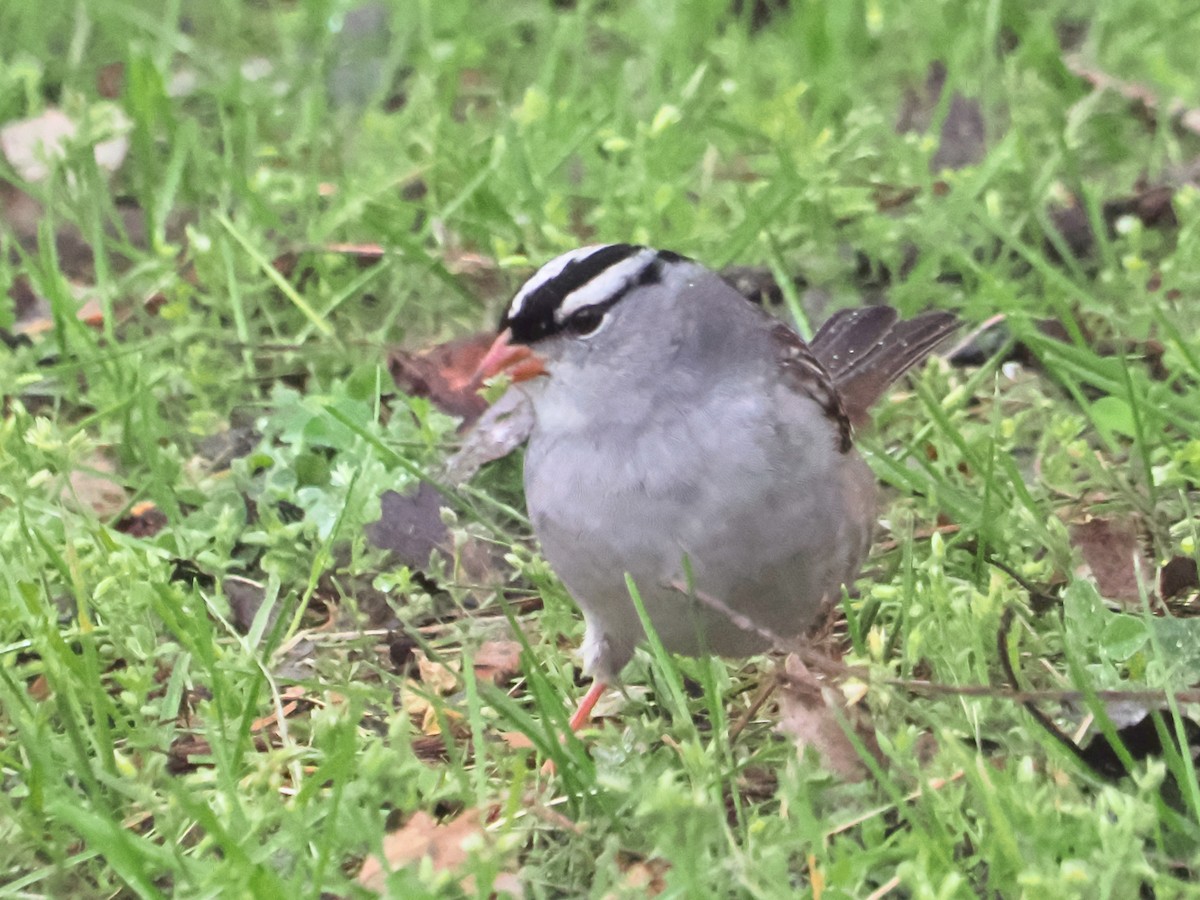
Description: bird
xmin=475 ymin=244 xmax=958 ymax=729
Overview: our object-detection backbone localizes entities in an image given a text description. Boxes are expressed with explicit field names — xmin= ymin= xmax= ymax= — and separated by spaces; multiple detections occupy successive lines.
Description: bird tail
xmin=810 ymin=306 xmax=958 ymax=426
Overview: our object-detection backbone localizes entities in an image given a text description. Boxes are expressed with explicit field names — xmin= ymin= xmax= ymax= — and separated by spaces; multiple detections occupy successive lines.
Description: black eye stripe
xmin=501 ymin=244 xmax=641 ymax=341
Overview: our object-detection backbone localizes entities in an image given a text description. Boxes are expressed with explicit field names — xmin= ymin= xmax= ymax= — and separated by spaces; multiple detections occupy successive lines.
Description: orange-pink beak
xmin=473 ymin=329 xmax=548 ymax=385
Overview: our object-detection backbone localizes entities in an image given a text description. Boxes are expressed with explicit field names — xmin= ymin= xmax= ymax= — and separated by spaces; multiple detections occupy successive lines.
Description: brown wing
xmin=810 ymin=308 xmax=959 ymax=427
xmin=770 ymin=322 xmax=854 ymax=453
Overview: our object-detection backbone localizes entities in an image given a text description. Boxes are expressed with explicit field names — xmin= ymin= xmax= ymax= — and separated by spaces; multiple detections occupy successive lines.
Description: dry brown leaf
xmin=411 ymin=735 xmax=450 ymax=763
xmin=419 ymin=703 xmax=462 ymax=736
xmin=611 ymin=854 xmax=670 ymax=897
xmin=896 ymin=61 xmax=988 ymax=172
xmin=357 ymin=810 xmax=471 ymax=890
xmin=28 ymin=674 xmax=51 ymax=702
xmin=473 ymin=640 xmax=522 ymax=686
xmin=1 ymin=107 xmax=130 ymax=182
xmin=224 ymin=576 xmax=269 ymax=635
xmin=402 ymin=650 xmax=462 ymax=735
xmin=115 ymin=501 xmax=168 ymax=538
xmin=15 ymin=283 xmax=107 ymax=337
xmin=778 ymin=655 xmax=881 ymax=782
xmin=498 ymin=731 xmax=535 ymax=750
xmin=1065 ymin=53 xmax=1200 ymax=138
xmin=366 ymin=485 xmax=449 ymax=570
xmin=357 ymin=807 xmax=521 ymax=896
xmin=65 ymin=454 xmax=127 ymax=518
xmin=444 ymin=387 xmax=533 ymax=483
xmin=248 ymin=686 xmax=307 ymax=733
xmin=167 ymin=731 xmax=284 ymax=774
xmin=366 ymin=485 xmax=505 ymax=596
xmin=387 ymin=331 xmax=494 ymax=422
xmin=415 ymin=650 xmax=459 ymax=695
xmin=451 ymin=532 xmax=507 ymax=601
xmin=1069 ymin=517 xmax=1152 ymax=605
xmin=1160 ymin=556 xmax=1200 ymax=601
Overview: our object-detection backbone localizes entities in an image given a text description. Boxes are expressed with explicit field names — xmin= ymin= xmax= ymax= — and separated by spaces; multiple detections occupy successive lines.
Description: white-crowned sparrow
xmin=476 ymin=244 xmax=957 ymax=726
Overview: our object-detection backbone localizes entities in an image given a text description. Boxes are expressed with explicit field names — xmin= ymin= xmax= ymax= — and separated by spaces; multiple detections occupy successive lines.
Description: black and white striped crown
xmin=501 ymin=244 xmax=689 ymax=344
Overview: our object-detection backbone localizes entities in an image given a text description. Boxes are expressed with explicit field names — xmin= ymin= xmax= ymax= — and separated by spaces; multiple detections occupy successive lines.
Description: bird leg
xmin=539 ymin=679 xmax=609 ymax=777
xmin=568 ymin=679 xmax=608 ymax=731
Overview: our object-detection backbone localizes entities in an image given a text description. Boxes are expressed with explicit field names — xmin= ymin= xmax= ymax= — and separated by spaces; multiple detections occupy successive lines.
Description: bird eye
xmin=565 ymin=309 xmax=605 ymax=335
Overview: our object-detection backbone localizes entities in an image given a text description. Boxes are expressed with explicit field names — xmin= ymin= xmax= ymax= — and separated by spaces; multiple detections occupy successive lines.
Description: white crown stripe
xmin=555 ymin=249 xmax=658 ymax=320
xmin=507 ymin=245 xmax=610 ymax=320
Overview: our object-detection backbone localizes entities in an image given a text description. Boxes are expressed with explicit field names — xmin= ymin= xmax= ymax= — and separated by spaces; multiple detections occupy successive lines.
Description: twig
xmin=668 ymin=579 xmax=796 ymax=652
xmin=865 ymin=874 xmax=902 ymax=899
xmin=729 ymin=671 xmax=779 ymax=743
xmin=892 ymin=679 xmax=1200 ymax=707
xmin=864 ymin=883 xmax=902 ymax=900
xmin=997 ymin=605 xmax=1122 ymax=779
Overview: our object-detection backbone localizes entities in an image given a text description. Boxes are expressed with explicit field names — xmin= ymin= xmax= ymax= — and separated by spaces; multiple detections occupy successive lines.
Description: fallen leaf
xmin=96 ymin=62 xmax=124 ymax=98
xmin=402 ymin=649 xmax=461 ymax=734
xmin=115 ymin=501 xmax=168 ymax=538
xmin=357 ymin=807 xmax=522 ymax=896
xmin=387 ymin=331 xmax=494 ymax=422
xmin=1069 ymin=517 xmax=1153 ymax=605
xmin=167 ymin=731 xmax=281 ymax=774
xmin=65 ymin=454 xmax=127 ymax=518
xmin=167 ymin=735 xmax=212 ymax=774
xmin=14 ymin=283 xmax=106 ymax=336
xmin=1048 ymin=185 xmax=1179 ymax=263
xmin=449 ymin=531 xmax=506 ymax=601
xmin=473 ymin=640 xmax=522 ymax=686
xmin=615 ymin=853 xmax=670 ymax=896
xmin=366 ymin=484 xmax=449 ymax=570
xmin=411 ymin=734 xmax=451 ymax=762
xmin=896 ymin=62 xmax=988 ymax=172
xmin=365 ymin=484 xmax=504 ymax=603
xmin=1065 ymin=53 xmax=1200 ymax=138
xmin=778 ymin=655 xmax=881 ymax=782
xmin=1 ymin=107 xmax=130 ymax=182
xmin=1160 ymin=556 xmax=1200 ymax=601
xmin=28 ymin=674 xmax=51 ymax=702
xmin=443 ymin=388 xmax=533 ymax=483
xmin=932 ymin=92 xmax=987 ymax=172
xmin=415 ymin=649 xmax=459 ymax=695
xmin=247 ymin=686 xmax=308 ymax=734
xmin=499 ymin=731 xmax=535 ymax=750
xmin=224 ymin=576 xmax=270 ymax=635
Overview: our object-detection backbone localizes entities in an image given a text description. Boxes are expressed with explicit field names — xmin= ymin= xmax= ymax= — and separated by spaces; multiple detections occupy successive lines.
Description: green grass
xmin=3 ymin=0 xmax=1200 ymax=896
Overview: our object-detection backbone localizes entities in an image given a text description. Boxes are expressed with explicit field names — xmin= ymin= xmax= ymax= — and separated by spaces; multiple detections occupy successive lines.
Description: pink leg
xmin=569 ymin=680 xmax=607 ymax=731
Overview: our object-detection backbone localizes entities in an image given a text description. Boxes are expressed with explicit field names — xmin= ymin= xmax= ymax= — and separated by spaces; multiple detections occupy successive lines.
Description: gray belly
xmin=523 ymin=406 xmax=871 ymax=675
